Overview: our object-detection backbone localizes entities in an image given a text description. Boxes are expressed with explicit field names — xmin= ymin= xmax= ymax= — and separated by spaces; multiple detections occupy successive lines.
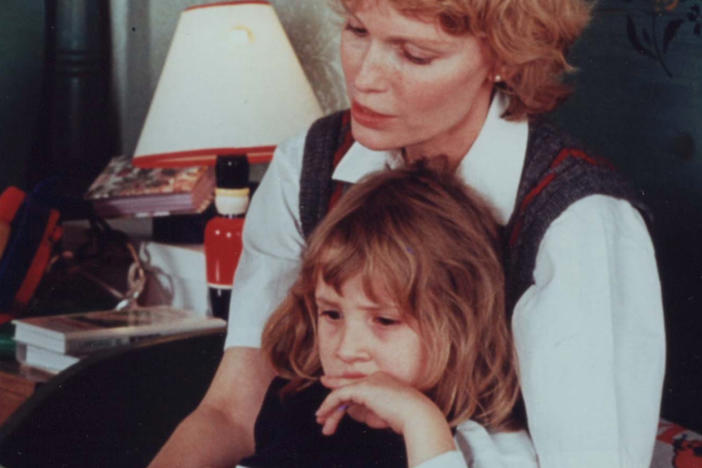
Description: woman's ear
xmin=487 ymin=52 xmax=505 ymax=84
xmin=491 ymin=61 xmax=509 ymax=86
xmin=476 ymin=36 xmax=503 ymax=84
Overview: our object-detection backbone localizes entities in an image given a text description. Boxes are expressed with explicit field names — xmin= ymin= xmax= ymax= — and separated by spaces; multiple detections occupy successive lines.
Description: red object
xmin=132 ymin=145 xmax=274 ymax=168
xmin=0 ymin=186 xmax=27 ymax=223
xmin=205 ymin=154 xmax=249 ymax=320
xmin=0 ymin=186 xmax=62 ymax=320
xmin=0 ymin=187 xmax=26 ymax=262
xmin=15 ymin=210 xmax=63 ymax=307
xmin=204 ymin=216 xmax=245 ymax=289
xmin=185 ymin=0 xmax=270 ymax=11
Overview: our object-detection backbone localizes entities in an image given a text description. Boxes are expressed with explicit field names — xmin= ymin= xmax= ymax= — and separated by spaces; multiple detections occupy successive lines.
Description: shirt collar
xmin=331 ymin=93 xmax=529 ymax=225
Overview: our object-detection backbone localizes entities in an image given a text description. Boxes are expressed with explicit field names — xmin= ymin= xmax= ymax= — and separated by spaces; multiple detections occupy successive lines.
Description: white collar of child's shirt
xmin=332 ymin=92 xmax=529 ymax=226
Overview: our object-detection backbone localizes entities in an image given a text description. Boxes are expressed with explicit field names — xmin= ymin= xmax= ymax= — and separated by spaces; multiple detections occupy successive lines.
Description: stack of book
xmin=84 ymin=155 xmax=215 ymax=218
xmin=12 ymin=306 xmax=225 ymax=374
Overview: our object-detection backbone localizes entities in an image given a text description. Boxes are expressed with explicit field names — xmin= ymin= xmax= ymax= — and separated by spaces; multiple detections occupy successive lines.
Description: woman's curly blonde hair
xmin=339 ymin=0 xmax=592 ymax=120
xmin=262 ymin=165 xmax=521 ymax=430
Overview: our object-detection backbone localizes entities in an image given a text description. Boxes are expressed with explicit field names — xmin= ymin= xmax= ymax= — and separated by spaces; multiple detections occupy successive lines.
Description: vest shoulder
xmin=308 ymin=109 xmax=350 ymax=137
xmin=527 ymin=118 xmax=587 ymax=155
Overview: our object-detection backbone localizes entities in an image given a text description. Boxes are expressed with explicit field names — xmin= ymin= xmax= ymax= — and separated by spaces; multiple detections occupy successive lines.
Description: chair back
xmin=0 ymin=330 xmax=224 ymax=467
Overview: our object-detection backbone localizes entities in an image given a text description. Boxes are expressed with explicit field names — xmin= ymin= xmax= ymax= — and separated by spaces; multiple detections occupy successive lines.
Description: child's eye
xmin=320 ymin=310 xmax=342 ymax=321
xmin=374 ymin=316 xmax=400 ymax=327
xmin=344 ymin=22 xmax=368 ymax=37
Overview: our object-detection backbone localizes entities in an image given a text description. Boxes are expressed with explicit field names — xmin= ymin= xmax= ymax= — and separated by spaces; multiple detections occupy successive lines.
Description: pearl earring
xmin=494 ymin=74 xmax=502 ymax=82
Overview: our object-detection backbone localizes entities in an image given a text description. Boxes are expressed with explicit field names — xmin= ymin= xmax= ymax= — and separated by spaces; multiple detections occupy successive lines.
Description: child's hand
xmin=316 ymin=372 xmax=456 ymax=467
xmin=316 ymin=372 xmax=428 ymax=435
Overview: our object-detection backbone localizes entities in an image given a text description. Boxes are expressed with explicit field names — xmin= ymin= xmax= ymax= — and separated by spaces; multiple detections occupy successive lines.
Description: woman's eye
xmin=344 ymin=22 xmax=368 ymax=37
xmin=320 ymin=310 xmax=342 ymax=320
xmin=403 ymin=50 xmax=433 ymax=65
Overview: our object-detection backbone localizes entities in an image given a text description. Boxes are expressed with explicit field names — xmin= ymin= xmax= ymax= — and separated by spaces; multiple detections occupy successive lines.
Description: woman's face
xmin=315 ymin=273 xmax=427 ymax=387
xmin=340 ymin=0 xmax=495 ymax=161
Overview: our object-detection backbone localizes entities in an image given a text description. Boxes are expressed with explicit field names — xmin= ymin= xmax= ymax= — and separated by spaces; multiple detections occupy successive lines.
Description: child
xmin=238 ymin=166 xmax=537 ymax=468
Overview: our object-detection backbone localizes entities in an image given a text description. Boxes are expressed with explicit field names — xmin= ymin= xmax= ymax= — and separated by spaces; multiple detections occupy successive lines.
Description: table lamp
xmin=133 ymin=0 xmax=323 ymax=319
xmin=132 ymin=0 xmax=322 ymax=168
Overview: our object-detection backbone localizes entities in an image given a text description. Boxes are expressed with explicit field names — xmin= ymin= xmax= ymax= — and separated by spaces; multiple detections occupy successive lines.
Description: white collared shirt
xmin=226 ymin=95 xmax=666 ymax=468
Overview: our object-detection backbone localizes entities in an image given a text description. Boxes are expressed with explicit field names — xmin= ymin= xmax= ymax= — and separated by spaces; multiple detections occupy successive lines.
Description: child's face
xmin=315 ymin=273 xmax=427 ymax=386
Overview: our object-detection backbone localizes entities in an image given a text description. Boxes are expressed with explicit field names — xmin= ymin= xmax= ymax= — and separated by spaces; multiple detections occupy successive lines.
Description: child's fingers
xmin=317 ymin=372 xmax=422 ymax=435
xmin=316 ymin=387 xmax=353 ymax=420
xmin=316 ymin=374 xmax=386 ymax=420
xmin=319 ymin=404 xmax=347 ymax=436
xmin=347 ymin=404 xmax=390 ymax=429
xmin=317 ymin=401 xmax=389 ymax=435
xmin=362 ymin=410 xmax=389 ymax=429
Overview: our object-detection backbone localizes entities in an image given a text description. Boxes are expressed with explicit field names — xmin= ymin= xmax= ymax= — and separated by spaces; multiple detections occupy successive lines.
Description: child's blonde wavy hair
xmin=262 ymin=165 xmax=521 ymax=430
xmin=338 ymin=0 xmax=592 ymax=120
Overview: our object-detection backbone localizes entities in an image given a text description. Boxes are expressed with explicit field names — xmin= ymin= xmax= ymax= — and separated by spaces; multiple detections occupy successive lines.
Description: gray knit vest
xmin=299 ymin=110 xmax=649 ymax=315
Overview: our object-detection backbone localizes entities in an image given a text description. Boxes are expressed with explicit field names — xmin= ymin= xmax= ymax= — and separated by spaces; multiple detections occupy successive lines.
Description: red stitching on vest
xmin=509 ymin=148 xmax=610 ymax=247
xmin=550 ymin=147 xmax=613 ymax=171
xmin=518 ymin=173 xmax=556 ymax=215
xmin=509 ymin=218 xmax=524 ymax=248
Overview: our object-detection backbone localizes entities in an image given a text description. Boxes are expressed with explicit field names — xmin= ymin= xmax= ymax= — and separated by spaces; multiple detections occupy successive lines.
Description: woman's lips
xmin=351 ymin=101 xmax=394 ymax=129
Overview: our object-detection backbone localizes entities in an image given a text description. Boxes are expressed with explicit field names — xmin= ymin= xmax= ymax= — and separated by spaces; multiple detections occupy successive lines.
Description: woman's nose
xmin=353 ymin=42 xmax=387 ymax=93
xmin=335 ymin=321 xmax=370 ymax=362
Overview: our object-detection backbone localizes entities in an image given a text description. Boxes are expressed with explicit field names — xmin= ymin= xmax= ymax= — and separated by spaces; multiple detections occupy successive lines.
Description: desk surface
xmin=0 ymin=359 xmax=51 ymax=424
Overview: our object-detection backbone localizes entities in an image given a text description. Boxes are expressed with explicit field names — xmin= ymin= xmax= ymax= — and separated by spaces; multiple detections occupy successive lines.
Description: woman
xmin=150 ymin=1 xmax=665 ymax=467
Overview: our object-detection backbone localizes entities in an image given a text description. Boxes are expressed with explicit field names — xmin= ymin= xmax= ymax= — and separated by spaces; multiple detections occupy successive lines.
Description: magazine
xmin=84 ymin=155 xmax=214 ymax=218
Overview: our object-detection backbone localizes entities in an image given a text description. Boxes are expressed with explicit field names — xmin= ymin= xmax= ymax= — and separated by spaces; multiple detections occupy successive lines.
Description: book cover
xmin=84 ymin=155 xmax=214 ymax=218
xmin=12 ymin=306 xmax=225 ymax=355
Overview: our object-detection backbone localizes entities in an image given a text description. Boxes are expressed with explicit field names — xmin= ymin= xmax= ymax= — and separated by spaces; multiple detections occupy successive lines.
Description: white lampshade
xmin=133 ymin=0 xmax=323 ymax=168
